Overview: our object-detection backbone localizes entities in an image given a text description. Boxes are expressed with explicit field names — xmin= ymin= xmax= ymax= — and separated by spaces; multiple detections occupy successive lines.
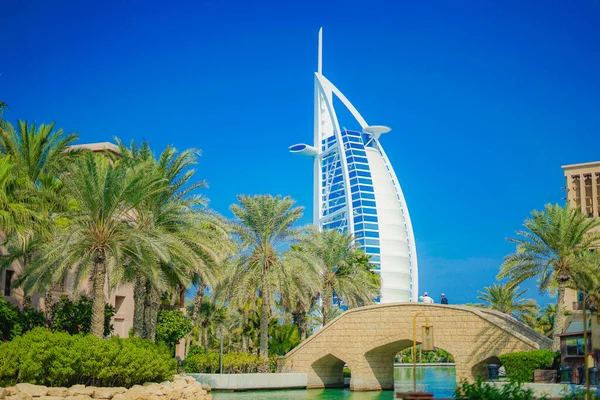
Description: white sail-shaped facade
xmin=290 ymin=29 xmax=418 ymax=303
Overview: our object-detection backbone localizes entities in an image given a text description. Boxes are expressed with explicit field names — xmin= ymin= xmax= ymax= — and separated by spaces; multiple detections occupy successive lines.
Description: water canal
xmin=213 ymin=366 xmax=456 ymax=399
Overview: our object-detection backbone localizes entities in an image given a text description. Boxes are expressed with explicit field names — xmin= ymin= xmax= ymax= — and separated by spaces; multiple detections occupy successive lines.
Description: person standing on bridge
xmin=441 ymin=293 xmax=449 ymax=304
xmin=419 ymin=292 xmax=434 ymax=303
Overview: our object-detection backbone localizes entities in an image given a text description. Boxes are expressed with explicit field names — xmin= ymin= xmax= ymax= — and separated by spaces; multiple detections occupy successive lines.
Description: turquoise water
xmin=213 ymin=366 xmax=456 ymax=399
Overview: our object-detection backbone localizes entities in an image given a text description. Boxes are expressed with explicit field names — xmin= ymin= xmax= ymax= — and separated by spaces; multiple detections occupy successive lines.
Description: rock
xmin=170 ymin=380 xmax=187 ymax=391
xmin=0 ymin=388 xmax=7 ymax=399
xmin=47 ymin=388 xmax=68 ymax=397
xmin=92 ymin=388 xmax=126 ymax=400
xmin=201 ymin=384 xmax=211 ymax=392
xmin=6 ymin=394 xmax=33 ymax=400
xmin=68 ymin=386 xmax=94 ymax=397
xmin=118 ymin=387 xmax=147 ymax=400
xmin=15 ymin=384 xmax=48 ymax=397
xmin=109 ymin=395 xmax=126 ymax=400
xmin=142 ymin=386 xmax=163 ymax=397
xmin=38 ymin=397 xmax=65 ymax=400
xmin=64 ymin=396 xmax=93 ymax=400
xmin=181 ymin=386 xmax=205 ymax=400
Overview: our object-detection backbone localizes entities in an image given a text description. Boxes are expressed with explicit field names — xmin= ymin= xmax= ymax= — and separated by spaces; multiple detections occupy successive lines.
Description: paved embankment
xmin=187 ymin=373 xmax=307 ymax=391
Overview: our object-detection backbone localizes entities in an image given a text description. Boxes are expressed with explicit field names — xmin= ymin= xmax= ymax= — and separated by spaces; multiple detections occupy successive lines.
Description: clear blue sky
xmin=2 ymin=0 xmax=599 ymax=305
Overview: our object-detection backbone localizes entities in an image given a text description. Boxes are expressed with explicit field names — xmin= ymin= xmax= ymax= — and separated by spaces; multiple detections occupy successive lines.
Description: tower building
xmin=290 ymin=29 xmax=419 ymax=302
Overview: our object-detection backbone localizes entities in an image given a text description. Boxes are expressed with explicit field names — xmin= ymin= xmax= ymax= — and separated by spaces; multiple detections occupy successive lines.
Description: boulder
xmin=169 ymin=380 xmax=186 ymax=391
xmin=92 ymin=388 xmax=126 ymax=400
xmin=6 ymin=394 xmax=33 ymax=400
xmin=117 ymin=387 xmax=146 ymax=400
xmin=67 ymin=386 xmax=94 ymax=397
xmin=142 ymin=386 xmax=163 ymax=397
xmin=181 ymin=385 xmax=207 ymax=400
xmin=15 ymin=384 xmax=48 ymax=397
xmin=64 ymin=396 xmax=93 ymax=400
xmin=38 ymin=397 xmax=66 ymax=400
xmin=47 ymin=389 xmax=68 ymax=397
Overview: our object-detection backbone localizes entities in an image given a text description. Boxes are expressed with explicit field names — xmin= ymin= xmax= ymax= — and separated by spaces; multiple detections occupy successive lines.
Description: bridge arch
xmin=285 ymin=303 xmax=551 ymax=391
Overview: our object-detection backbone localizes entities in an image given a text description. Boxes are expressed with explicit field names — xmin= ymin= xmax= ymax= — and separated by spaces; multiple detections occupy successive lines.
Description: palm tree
xmin=278 ymin=247 xmax=321 ymax=341
xmin=228 ymin=194 xmax=304 ymax=360
xmin=535 ymin=304 xmax=556 ymax=337
xmin=0 ymin=101 xmax=8 ymax=127
xmin=301 ymin=228 xmax=380 ymax=325
xmin=16 ymin=152 xmax=172 ymax=337
xmin=0 ymin=156 xmax=38 ymax=240
xmin=498 ymin=203 xmax=600 ymax=350
xmin=117 ymin=140 xmax=231 ymax=341
xmin=570 ymin=251 xmax=600 ymax=324
xmin=477 ymin=283 xmax=539 ymax=324
xmin=0 ymin=121 xmax=78 ymax=185
xmin=195 ymin=295 xmax=228 ymax=350
xmin=0 ymin=120 xmax=79 ymax=307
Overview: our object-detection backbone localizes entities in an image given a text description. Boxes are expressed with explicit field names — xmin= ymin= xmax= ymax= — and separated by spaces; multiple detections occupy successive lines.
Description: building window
xmin=565 ymin=337 xmax=585 ymax=356
xmin=4 ymin=270 xmax=14 ymax=296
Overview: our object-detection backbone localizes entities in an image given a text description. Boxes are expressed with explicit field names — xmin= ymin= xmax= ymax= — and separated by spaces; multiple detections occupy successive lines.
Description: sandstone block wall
xmin=285 ymin=303 xmax=552 ymax=391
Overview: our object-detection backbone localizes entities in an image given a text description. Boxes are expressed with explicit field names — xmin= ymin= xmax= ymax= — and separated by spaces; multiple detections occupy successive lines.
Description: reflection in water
xmin=213 ymin=366 xmax=456 ymax=399
xmin=394 ymin=366 xmax=456 ymax=397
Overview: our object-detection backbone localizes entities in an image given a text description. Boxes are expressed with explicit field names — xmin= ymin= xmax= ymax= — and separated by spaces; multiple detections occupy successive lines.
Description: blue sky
xmin=1 ymin=0 xmax=599 ymax=305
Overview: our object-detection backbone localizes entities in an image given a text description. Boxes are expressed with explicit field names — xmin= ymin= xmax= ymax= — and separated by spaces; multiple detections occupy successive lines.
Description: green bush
xmin=0 ymin=328 xmax=176 ymax=387
xmin=0 ymin=298 xmax=45 ymax=340
xmin=156 ymin=309 xmax=192 ymax=349
xmin=499 ymin=350 xmax=557 ymax=382
xmin=51 ymin=295 xmax=115 ymax=337
xmin=268 ymin=323 xmax=300 ymax=356
xmin=184 ymin=351 xmax=278 ymax=374
xmin=454 ymin=379 xmax=545 ymax=400
xmin=187 ymin=345 xmax=206 ymax=356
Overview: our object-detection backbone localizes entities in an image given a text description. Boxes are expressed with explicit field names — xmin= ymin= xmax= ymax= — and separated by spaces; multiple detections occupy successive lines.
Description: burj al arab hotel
xmin=290 ymin=29 xmax=419 ymax=303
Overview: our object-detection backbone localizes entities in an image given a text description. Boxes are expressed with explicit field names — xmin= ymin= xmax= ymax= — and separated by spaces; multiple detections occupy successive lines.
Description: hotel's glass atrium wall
xmin=320 ymin=129 xmax=381 ymax=273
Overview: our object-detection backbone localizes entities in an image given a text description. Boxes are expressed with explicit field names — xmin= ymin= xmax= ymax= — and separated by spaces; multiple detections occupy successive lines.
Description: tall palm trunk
xmin=322 ymin=284 xmax=333 ymax=326
xmin=91 ymin=257 xmax=107 ymax=337
xmin=292 ymin=310 xmax=307 ymax=341
xmin=144 ymin=282 xmax=160 ymax=342
xmin=259 ymin=270 xmax=270 ymax=361
xmin=191 ymin=282 xmax=206 ymax=324
xmin=204 ymin=325 xmax=209 ymax=351
xmin=132 ymin=275 xmax=147 ymax=338
xmin=185 ymin=282 xmax=206 ymax=357
xmin=553 ymin=280 xmax=568 ymax=351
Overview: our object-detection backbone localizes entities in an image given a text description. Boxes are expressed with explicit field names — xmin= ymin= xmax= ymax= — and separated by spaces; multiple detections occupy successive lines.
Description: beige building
xmin=0 ymin=142 xmax=135 ymax=338
xmin=560 ymin=161 xmax=600 ymax=367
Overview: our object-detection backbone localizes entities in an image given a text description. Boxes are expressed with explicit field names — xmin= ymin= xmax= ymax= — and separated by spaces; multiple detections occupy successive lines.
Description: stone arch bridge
xmin=284 ymin=303 xmax=552 ymax=391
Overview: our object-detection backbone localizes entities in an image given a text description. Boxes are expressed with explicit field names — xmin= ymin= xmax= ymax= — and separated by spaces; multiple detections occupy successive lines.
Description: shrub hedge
xmin=184 ymin=351 xmax=278 ymax=374
xmin=498 ymin=350 xmax=557 ymax=382
xmin=0 ymin=328 xmax=176 ymax=387
xmin=0 ymin=298 xmax=45 ymax=340
xmin=455 ymin=379 xmax=543 ymax=400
